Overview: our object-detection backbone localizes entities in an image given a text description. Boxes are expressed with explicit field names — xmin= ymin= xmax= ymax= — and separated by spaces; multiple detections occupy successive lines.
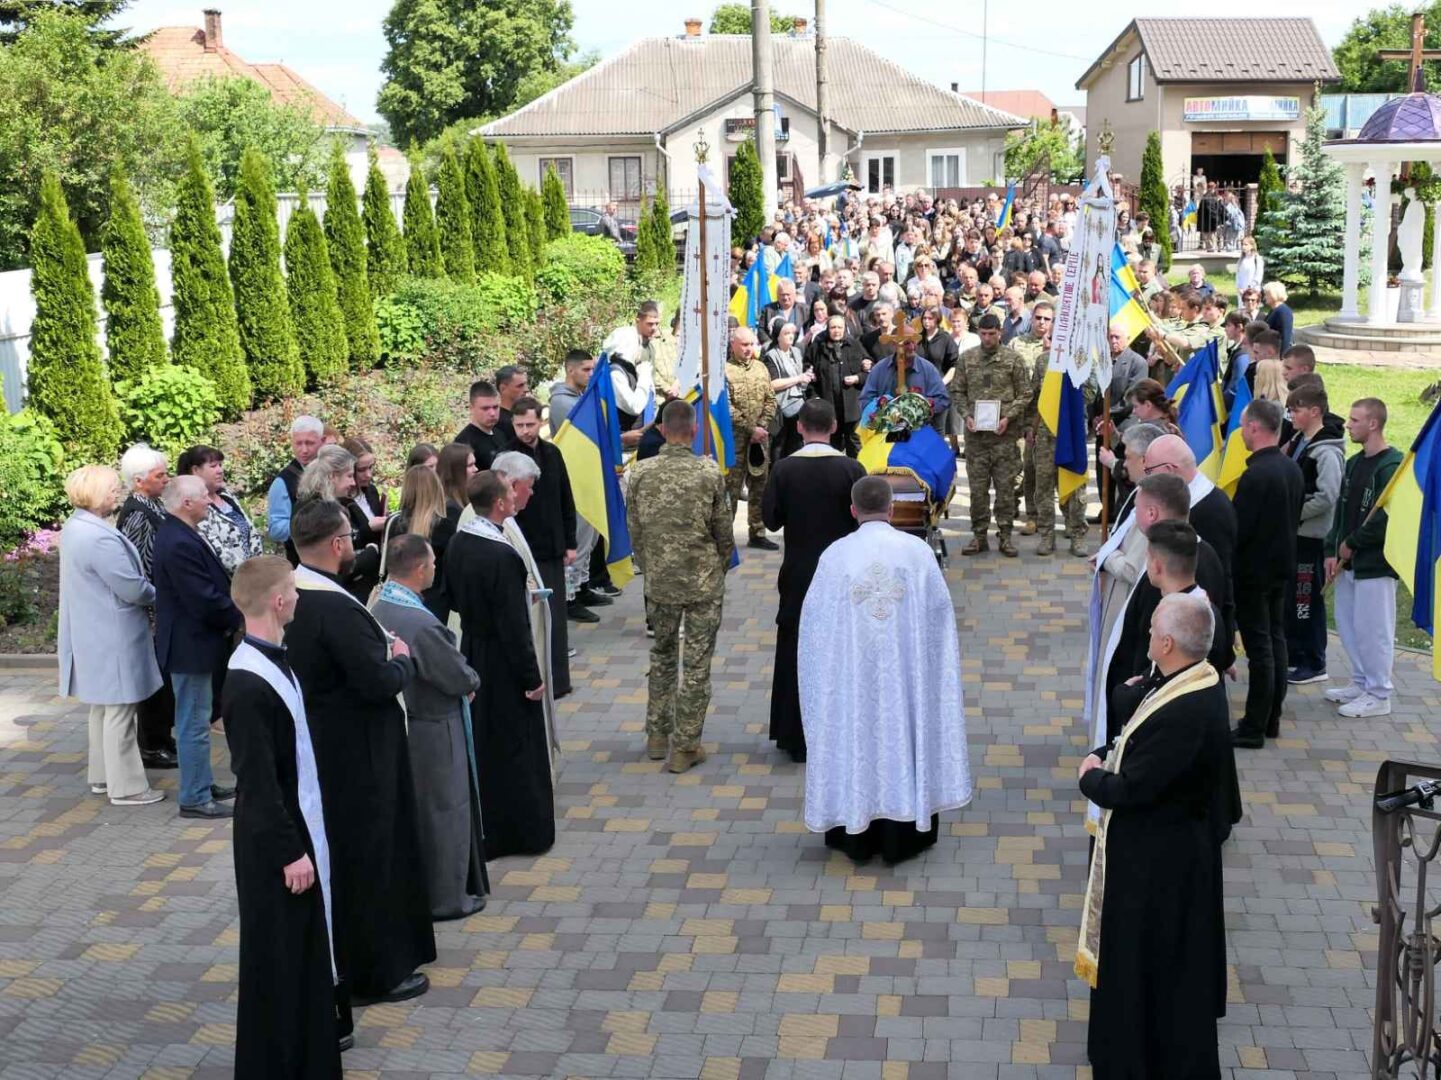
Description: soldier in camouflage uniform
xmin=1012 ymin=317 xmax=1050 ymax=537
xmin=952 ymin=313 xmax=1032 ymax=557
xmin=627 ymin=400 xmax=735 ymax=774
xmin=723 ymin=327 xmax=779 ymax=549
xmin=1020 ymin=302 xmax=1094 ymax=557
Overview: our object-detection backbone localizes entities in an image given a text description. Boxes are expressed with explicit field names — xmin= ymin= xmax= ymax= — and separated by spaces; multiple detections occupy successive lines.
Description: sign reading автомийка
xmin=1183 ymin=96 xmax=1301 ymax=123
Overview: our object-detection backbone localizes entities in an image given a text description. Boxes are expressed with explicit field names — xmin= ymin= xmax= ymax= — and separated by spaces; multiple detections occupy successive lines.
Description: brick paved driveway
xmin=0 ymin=498 xmax=1436 ymax=1079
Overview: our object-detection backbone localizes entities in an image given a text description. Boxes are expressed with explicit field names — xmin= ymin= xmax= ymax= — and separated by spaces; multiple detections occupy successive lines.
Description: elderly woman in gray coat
xmin=58 ymin=465 xmax=166 ymax=806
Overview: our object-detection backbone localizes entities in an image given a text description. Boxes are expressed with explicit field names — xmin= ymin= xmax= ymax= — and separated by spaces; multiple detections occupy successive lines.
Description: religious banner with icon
xmin=1047 ymin=156 xmax=1115 ymax=390
xmin=675 ymin=163 xmax=733 ymax=406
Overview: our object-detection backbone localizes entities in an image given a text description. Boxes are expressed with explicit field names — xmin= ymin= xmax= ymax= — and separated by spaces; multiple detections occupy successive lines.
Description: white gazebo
xmin=1322 ymin=90 xmax=1441 ymax=341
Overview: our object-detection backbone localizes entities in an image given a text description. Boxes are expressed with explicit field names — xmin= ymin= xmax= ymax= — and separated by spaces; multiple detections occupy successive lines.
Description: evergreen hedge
xmin=542 ymin=164 xmax=569 ymax=240
xmin=26 ymin=172 xmax=124 ymax=462
xmin=363 ymin=146 xmax=407 ymax=300
xmin=285 ymin=198 xmax=349 ymax=385
xmin=230 ymin=147 xmax=303 ymax=401
xmin=525 ymin=186 xmax=546 ymax=271
xmin=324 ymin=143 xmax=381 ymax=370
xmin=650 ymin=187 xmax=675 ymax=270
xmin=435 ymin=146 xmax=476 ymax=283
xmin=99 ymin=167 xmax=166 ymax=386
xmin=403 ymin=155 xmax=443 ymax=278
xmin=1138 ymin=133 xmax=1171 ymax=273
xmin=634 ymin=195 xmax=657 ymax=273
xmin=466 ymin=139 xmax=509 ymax=275
xmin=492 ymin=142 xmax=532 ymax=280
xmin=729 ymin=141 xmax=764 ymax=243
xmin=170 ymin=141 xmax=250 ymax=415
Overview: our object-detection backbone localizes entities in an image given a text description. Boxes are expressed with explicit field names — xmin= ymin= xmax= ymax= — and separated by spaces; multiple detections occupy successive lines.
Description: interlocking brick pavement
xmin=0 ymin=492 xmax=1436 ymax=1079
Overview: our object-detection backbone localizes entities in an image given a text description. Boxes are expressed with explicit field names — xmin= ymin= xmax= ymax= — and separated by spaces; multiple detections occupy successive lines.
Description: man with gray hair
xmin=267 ymin=414 xmax=324 ymax=565
xmin=1077 ymin=588 xmax=1231 ymax=1079
xmin=153 ymin=474 xmax=243 ymax=819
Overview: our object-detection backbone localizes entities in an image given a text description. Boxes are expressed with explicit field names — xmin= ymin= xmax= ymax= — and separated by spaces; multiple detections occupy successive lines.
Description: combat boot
xmin=998 ymin=536 xmax=1019 ymax=558
xmin=646 ymin=734 xmax=669 ymax=760
xmin=1037 ymin=531 xmax=1055 ymax=556
xmin=1069 ymin=537 xmax=1088 ymax=558
xmin=668 ymin=745 xmax=709 ymax=774
xmin=962 ymin=536 xmax=989 ymax=556
xmin=1019 ymin=520 xmax=1037 ymax=535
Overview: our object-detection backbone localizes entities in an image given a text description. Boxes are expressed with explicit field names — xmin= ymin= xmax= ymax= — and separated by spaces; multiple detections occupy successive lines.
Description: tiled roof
xmin=1077 ymin=18 xmax=1340 ymax=89
xmin=140 ymin=25 xmax=366 ymax=131
xmin=956 ymin=90 xmax=1056 ymax=123
xmin=481 ymin=35 xmax=1025 ymax=139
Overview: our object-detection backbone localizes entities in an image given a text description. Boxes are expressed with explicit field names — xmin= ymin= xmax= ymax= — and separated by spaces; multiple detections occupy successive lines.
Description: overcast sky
xmin=125 ymin=0 xmax=1361 ymax=126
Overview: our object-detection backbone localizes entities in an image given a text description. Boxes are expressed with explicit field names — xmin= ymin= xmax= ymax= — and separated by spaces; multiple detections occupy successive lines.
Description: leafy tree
xmin=650 ymin=186 xmax=675 ymax=271
xmin=177 ymin=76 xmax=329 ymax=201
xmin=0 ymin=0 xmax=132 ymax=47
xmin=100 ymin=166 xmax=166 ymax=385
xmin=435 ymin=145 xmax=476 ymax=283
xmin=377 ymin=0 xmax=576 ymax=147
xmin=0 ymin=8 xmax=182 ymax=269
xmin=542 ymin=163 xmax=569 ymax=240
xmin=525 ymin=186 xmax=546 ymax=269
xmin=403 ymin=155 xmax=443 ymax=277
xmin=169 ymin=141 xmax=250 ymax=415
xmin=1253 ymin=147 xmax=1288 ymax=258
xmin=466 ymin=138 xmax=509 ymax=274
xmin=633 ymin=195 xmax=657 ymax=274
xmin=363 ymin=145 xmax=407 ymax=299
xmin=324 ymin=143 xmax=382 ymax=370
xmin=1003 ymin=121 xmax=1084 ymax=183
xmin=230 ymin=148 xmax=302 ymax=401
xmin=1334 ymin=2 xmax=1441 ymax=93
xmin=1259 ymin=106 xmax=1348 ymax=293
xmin=709 ymin=3 xmax=795 ymax=33
xmin=492 ymin=142 xmax=532 ymax=279
xmin=1138 ymin=132 xmax=1171 ymax=273
xmin=729 ymin=140 xmax=765 ymax=243
xmin=26 ymin=172 xmax=123 ymax=461
xmin=284 ymin=197 xmax=348 ymax=385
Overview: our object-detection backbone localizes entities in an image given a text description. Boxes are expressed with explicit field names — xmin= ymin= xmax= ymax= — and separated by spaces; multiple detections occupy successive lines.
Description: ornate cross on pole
xmin=1378 ymin=11 xmax=1441 ymax=180
xmin=877 ymin=310 xmax=922 ymax=398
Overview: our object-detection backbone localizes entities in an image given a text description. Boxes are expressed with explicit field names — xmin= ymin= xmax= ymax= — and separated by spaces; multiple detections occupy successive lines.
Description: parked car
xmin=569 ymin=207 xmax=637 ymax=258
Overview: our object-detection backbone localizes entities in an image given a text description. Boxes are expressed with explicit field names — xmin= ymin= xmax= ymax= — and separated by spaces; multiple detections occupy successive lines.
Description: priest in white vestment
xmin=799 ymin=475 xmax=972 ymax=864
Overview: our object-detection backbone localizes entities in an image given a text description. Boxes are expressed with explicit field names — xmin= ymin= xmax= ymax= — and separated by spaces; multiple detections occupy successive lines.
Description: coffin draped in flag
xmin=857 ymin=425 xmax=957 ymax=505
xmin=1166 ymin=340 xmax=1225 ymax=480
xmin=1376 ymin=398 xmax=1441 ymax=681
xmin=551 ymin=353 xmax=634 ymax=588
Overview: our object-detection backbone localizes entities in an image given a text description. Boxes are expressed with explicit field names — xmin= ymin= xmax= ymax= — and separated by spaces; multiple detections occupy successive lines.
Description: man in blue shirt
xmin=266 ymin=415 xmax=324 ymax=565
xmin=858 ymin=333 xmax=950 ymax=434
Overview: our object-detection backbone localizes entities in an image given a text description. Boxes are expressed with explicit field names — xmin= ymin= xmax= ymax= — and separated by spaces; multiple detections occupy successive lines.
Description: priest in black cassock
xmin=222 ymin=555 xmax=349 ymax=1078
xmin=760 ymin=399 xmax=867 ymax=763
xmin=1077 ymin=592 xmax=1229 ymax=1080
xmin=285 ymin=499 xmax=436 ymax=1005
xmin=445 ymin=471 xmax=555 ymax=859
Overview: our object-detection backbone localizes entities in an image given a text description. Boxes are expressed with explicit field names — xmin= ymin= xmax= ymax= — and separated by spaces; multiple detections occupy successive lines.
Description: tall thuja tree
xmin=466 ymin=139 xmax=509 ymax=274
xmin=525 ymin=187 xmax=545 ymax=270
xmin=1138 ymin=132 xmax=1171 ymax=273
xmin=542 ymin=163 xmax=568 ymax=240
xmin=1253 ymin=147 xmax=1289 ymax=261
xmin=27 ymin=172 xmax=123 ymax=460
xmin=1262 ymin=106 xmax=1346 ymax=294
xmin=729 ymin=140 xmax=764 ymax=243
xmin=230 ymin=148 xmax=303 ymax=401
xmin=285 ymin=195 xmax=348 ymax=386
xmin=363 ymin=146 xmax=406 ymax=300
xmin=492 ymin=142 xmax=532 ymax=279
xmin=403 ymin=154 xmax=442 ymax=278
xmin=170 ymin=141 xmax=250 ymax=415
xmin=650 ymin=187 xmax=675 ymax=271
xmin=324 ymin=143 xmax=381 ymax=370
xmin=100 ymin=167 xmax=167 ymax=386
xmin=434 ymin=146 xmax=476 ymax=283
xmin=633 ymin=194 xmax=657 ymax=273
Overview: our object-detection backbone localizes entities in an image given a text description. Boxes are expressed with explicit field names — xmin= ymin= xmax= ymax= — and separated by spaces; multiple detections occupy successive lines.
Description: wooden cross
xmin=877 ymin=310 xmax=923 ymax=397
xmin=1378 ymin=11 xmax=1441 ymax=179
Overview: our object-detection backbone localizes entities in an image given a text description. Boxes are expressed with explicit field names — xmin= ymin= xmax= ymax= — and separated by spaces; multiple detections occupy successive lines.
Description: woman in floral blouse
xmin=176 ymin=444 xmax=262 ymax=575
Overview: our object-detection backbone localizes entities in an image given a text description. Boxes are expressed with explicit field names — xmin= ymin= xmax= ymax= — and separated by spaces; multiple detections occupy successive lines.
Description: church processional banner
xmin=1048 ymin=157 xmax=1115 ymax=390
xmin=676 ymin=165 xmax=733 ymax=407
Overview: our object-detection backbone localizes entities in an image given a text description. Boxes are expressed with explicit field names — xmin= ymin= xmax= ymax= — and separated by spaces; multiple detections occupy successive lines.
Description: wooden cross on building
xmin=1377 ymin=11 xmax=1441 ymax=180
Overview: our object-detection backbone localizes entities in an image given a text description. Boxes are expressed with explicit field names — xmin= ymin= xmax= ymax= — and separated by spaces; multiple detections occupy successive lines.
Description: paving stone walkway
xmin=0 ymin=495 xmax=1437 ymax=1079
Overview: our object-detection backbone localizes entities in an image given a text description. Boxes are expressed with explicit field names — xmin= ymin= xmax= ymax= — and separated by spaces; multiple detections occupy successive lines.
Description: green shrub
xmin=0 ymin=410 xmax=67 ymax=551
xmin=116 ymin=364 xmax=222 ymax=461
xmin=729 ymin=140 xmax=764 ymax=242
xmin=230 ymin=148 xmax=303 ymax=401
xmin=402 ymin=154 xmax=442 ymax=278
xmin=324 ymin=142 xmax=381 ymax=370
xmin=375 ymin=273 xmax=537 ymax=370
xmin=100 ymin=166 xmax=167 ymax=384
xmin=363 ymin=145 xmax=407 ymax=300
xmin=492 ymin=143 xmax=532 ymax=280
xmin=284 ymin=199 xmax=349 ymax=385
xmin=535 ymin=232 xmax=627 ymax=302
xmin=374 ymin=294 xmax=428 ymax=365
xmin=526 ymin=187 xmax=546 ymax=271
xmin=466 ymin=139 xmax=509 ymax=275
xmin=542 ymin=164 xmax=569 ymax=241
xmin=435 ymin=146 xmax=476 ymax=283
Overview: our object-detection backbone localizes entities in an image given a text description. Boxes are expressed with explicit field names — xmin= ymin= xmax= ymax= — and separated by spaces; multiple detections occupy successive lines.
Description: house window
xmin=864 ymin=154 xmax=896 ymax=194
xmin=776 ymin=154 xmax=790 ymax=182
xmin=927 ymin=148 xmax=966 ymax=189
xmin=539 ymin=157 xmax=573 ymax=198
xmin=608 ymin=156 xmax=643 ymax=212
xmin=1127 ymin=54 xmax=1146 ymax=102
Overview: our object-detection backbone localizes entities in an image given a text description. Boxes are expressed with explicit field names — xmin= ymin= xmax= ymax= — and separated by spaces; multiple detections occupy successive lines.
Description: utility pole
xmin=753 ymin=0 xmax=778 ymax=221
xmin=980 ymin=0 xmax=989 ymax=103
xmin=816 ymin=0 xmax=829 ymax=185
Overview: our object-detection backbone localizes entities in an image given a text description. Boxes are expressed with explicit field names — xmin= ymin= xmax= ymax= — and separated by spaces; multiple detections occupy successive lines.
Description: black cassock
xmin=222 ymin=640 xmax=349 ymax=1080
xmin=760 ymin=448 xmax=867 ymax=761
xmin=446 ymin=529 xmax=555 ymax=859
xmin=1081 ymin=665 xmax=1230 ymax=1080
xmin=286 ymin=572 xmax=436 ymax=998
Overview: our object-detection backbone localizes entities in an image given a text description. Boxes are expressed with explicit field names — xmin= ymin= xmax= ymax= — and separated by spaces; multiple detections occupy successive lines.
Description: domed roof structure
xmin=1355 ymin=91 xmax=1441 ymax=143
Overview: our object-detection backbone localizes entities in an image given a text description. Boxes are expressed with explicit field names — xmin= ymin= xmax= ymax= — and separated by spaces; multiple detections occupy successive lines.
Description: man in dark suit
xmin=1231 ymin=398 xmax=1305 ymax=748
xmin=153 ymin=475 xmax=243 ymax=819
xmin=759 ymin=278 xmax=805 ymax=347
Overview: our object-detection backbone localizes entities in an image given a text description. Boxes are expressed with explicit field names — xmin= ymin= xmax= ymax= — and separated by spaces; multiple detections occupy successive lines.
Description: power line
xmin=861 ymin=0 xmax=1094 ymax=63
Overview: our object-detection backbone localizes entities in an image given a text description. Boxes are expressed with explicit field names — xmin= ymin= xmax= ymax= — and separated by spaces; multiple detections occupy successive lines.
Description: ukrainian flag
xmin=1377 ymin=399 xmax=1441 ymax=680
xmin=1182 ymin=199 xmax=1197 ymax=230
xmin=684 ymin=381 xmax=735 ymax=474
xmin=773 ymin=250 xmax=793 ymax=288
xmin=1166 ymin=340 xmax=1224 ymax=479
xmin=552 ymin=353 xmax=634 ymax=588
xmin=728 ymin=257 xmax=765 ymax=327
xmin=1109 ymin=244 xmax=1152 ymax=343
xmin=1036 ymin=350 xmax=1090 ymax=504
xmin=857 ymin=424 xmax=957 ymax=505
xmin=1216 ymin=372 xmax=1252 ymax=497
xmin=996 ymin=184 xmax=1016 ymax=231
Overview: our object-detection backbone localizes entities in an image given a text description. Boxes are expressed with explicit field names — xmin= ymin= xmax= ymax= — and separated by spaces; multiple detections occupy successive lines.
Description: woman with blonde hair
xmin=1252 ymin=357 xmax=1287 ymax=403
xmin=297 ymin=445 xmax=382 ymax=601
xmin=1234 ymin=235 xmax=1264 ymax=302
xmin=58 ymin=465 xmax=166 ymax=806
xmin=1262 ymin=280 xmax=1294 ymax=354
xmin=392 ymin=464 xmax=454 ymax=616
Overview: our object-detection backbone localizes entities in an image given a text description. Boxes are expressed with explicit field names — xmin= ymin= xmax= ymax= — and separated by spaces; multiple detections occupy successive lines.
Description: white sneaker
xmin=89 ymin=783 xmax=107 ymax=795
xmin=1338 ymin=693 xmax=1392 ymax=718
xmin=110 ymin=788 xmax=166 ymax=806
xmin=1324 ymin=685 xmax=1365 ymax=704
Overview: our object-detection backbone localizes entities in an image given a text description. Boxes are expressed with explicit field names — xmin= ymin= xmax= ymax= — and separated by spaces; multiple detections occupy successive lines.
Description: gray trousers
xmin=87 ymin=702 xmax=148 ymax=800
xmin=1334 ymin=571 xmax=1396 ymax=699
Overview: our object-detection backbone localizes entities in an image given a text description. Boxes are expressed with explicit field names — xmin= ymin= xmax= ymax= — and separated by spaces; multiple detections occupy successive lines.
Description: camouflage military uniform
xmin=1011 ymin=333 xmax=1048 ymax=529
xmin=723 ymin=352 xmax=778 ymax=540
xmin=1148 ymin=318 xmax=1209 ymax=384
xmin=1023 ymin=348 xmax=1096 ymax=555
xmin=952 ymin=342 xmax=1032 ymax=548
xmin=627 ymin=444 xmax=735 ymax=752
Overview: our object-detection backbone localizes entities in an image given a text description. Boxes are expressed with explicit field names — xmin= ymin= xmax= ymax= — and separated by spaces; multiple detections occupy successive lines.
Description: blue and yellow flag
xmin=728 ymin=257 xmax=765 ymax=327
xmin=1215 ymin=372 xmax=1252 ymax=497
xmin=1182 ymin=199 xmax=1197 ymax=230
xmin=996 ymin=184 xmax=1016 ymax=231
xmin=773 ymin=250 xmax=793 ymax=288
xmin=857 ymin=424 xmax=957 ymax=505
xmin=1037 ymin=356 xmax=1090 ymax=504
xmin=1166 ymin=340 xmax=1224 ymax=479
xmin=684 ymin=381 xmax=735 ymax=474
xmin=552 ymin=354 xmax=634 ymax=588
xmin=1377 ymin=398 xmax=1441 ymax=680
xmin=1109 ymin=244 xmax=1152 ymax=343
